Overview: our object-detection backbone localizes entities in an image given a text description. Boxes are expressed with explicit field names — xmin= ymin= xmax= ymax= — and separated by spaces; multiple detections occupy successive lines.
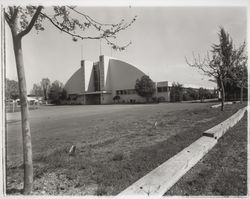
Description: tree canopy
xmin=170 ymin=82 xmax=183 ymax=102
xmin=186 ymin=26 xmax=247 ymax=110
xmin=48 ymin=80 xmax=67 ymax=104
xmin=30 ymin=83 xmax=43 ymax=97
xmin=135 ymin=75 xmax=155 ymax=102
xmin=5 ymin=78 xmax=19 ymax=100
xmin=41 ymin=78 xmax=50 ymax=100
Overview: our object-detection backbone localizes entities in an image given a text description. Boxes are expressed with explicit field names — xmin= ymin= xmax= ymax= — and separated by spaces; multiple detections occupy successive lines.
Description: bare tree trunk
xmin=240 ymin=86 xmax=243 ymax=103
xmin=12 ymin=36 xmax=33 ymax=194
xmin=219 ymin=76 xmax=225 ymax=111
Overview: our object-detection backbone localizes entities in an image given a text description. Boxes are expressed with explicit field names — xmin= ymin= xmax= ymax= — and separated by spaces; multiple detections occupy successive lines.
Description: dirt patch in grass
xmin=166 ymin=113 xmax=247 ymax=196
xmin=6 ymin=103 xmax=246 ymax=195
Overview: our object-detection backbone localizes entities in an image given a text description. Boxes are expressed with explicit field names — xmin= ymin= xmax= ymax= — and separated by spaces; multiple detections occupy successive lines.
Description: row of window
xmin=116 ymin=87 xmax=170 ymax=95
xmin=116 ymin=89 xmax=137 ymax=95
xmin=157 ymin=86 xmax=170 ymax=93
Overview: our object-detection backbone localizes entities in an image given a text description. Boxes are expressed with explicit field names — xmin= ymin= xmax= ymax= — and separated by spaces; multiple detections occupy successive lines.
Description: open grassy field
xmin=6 ymin=102 xmax=246 ymax=195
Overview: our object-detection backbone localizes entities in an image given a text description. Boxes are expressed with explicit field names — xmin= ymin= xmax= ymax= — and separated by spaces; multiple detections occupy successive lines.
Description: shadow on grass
xmin=6 ymin=188 xmax=22 ymax=195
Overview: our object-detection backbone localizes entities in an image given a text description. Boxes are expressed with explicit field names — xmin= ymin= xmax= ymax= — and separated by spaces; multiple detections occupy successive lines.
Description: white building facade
xmin=64 ymin=55 xmax=171 ymax=104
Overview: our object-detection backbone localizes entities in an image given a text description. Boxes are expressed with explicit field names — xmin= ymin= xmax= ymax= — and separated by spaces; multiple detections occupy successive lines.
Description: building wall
xmin=155 ymin=92 xmax=170 ymax=102
xmin=100 ymin=93 xmax=113 ymax=104
xmin=118 ymin=94 xmax=146 ymax=103
xmin=155 ymin=81 xmax=171 ymax=101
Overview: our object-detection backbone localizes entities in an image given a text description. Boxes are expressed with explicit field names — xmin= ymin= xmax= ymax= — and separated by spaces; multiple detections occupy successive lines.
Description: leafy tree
xmin=113 ymin=95 xmax=120 ymax=103
xmin=48 ymin=80 xmax=65 ymax=104
xmin=182 ymin=87 xmax=199 ymax=101
xmin=5 ymin=78 xmax=19 ymax=100
xmin=188 ymin=88 xmax=199 ymax=100
xmin=4 ymin=6 xmax=136 ymax=194
xmin=198 ymin=87 xmax=206 ymax=102
xmin=170 ymin=82 xmax=183 ymax=102
xmin=41 ymin=78 xmax=50 ymax=101
xmin=30 ymin=83 xmax=43 ymax=98
xmin=60 ymin=89 xmax=67 ymax=101
xmin=186 ymin=27 xmax=246 ymax=111
xmin=231 ymin=54 xmax=248 ymax=102
xmin=135 ymin=75 xmax=155 ymax=102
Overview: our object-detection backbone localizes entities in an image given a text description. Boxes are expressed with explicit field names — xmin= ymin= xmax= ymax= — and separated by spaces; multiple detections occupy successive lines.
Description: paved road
xmin=6 ymin=102 xmax=214 ymax=163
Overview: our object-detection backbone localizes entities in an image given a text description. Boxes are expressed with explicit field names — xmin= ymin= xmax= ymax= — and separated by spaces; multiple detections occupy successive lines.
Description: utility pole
xmin=99 ymin=39 xmax=102 ymax=55
xmin=81 ymin=43 xmax=83 ymax=60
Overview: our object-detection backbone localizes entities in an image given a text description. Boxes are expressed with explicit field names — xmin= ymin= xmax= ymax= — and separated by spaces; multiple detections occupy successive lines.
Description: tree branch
xmin=10 ymin=6 xmax=19 ymax=23
xmin=186 ymin=53 xmax=217 ymax=78
xmin=18 ymin=6 xmax=43 ymax=38
xmin=104 ymin=37 xmax=131 ymax=51
xmin=41 ymin=7 xmax=133 ymax=50
xmin=4 ymin=11 xmax=11 ymax=27
xmin=67 ymin=6 xmax=136 ymax=38
xmin=8 ymin=7 xmax=14 ymax=16
xmin=67 ymin=6 xmax=119 ymax=27
xmin=41 ymin=12 xmax=102 ymax=40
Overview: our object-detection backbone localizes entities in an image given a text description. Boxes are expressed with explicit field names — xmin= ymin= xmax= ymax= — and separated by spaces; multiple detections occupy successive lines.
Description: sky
xmin=5 ymin=6 xmax=247 ymax=93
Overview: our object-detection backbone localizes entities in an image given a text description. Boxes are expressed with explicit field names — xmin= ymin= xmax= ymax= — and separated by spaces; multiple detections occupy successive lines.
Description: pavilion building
xmin=64 ymin=55 xmax=171 ymax=104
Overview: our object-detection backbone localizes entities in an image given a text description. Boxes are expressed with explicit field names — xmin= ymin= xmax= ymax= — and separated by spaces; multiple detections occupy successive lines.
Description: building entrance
xmin=85 ymin=94 xmax=101 ymax=105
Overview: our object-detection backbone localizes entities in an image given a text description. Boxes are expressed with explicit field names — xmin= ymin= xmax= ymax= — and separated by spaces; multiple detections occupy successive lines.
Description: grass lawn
xmin=6 ymin=102 xmax=247 ymax=195
xmin=166 ymin=112 xmax=247 ymax=196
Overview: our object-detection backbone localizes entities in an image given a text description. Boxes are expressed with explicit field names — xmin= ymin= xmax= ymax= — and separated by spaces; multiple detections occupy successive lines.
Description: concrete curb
xmin=117 ymin=106 xmax=247 ymax=197
xmin=182 ymin=98 xmax=218 ymax=103
xmin=203 ymin=106 xmax=247 ymax=139
xmin=211 ymin=101 xmax=240 ymax=108
xmin=117 ymin=136 xmax=217 ymax=197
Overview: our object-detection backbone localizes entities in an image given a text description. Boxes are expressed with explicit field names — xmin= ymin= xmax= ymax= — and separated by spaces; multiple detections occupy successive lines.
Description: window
xmin=127 ymin=89 xmax=133 ymax=94
xmin=158 ymin=87 xmax=168 ymax=93
xmin=163 ymin=87 xmax=168 ymax=92
xmin=117 ymin=89 xmax=136 ymax=95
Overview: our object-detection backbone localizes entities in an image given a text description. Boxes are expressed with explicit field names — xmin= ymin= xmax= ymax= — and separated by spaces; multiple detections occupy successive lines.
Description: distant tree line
xmin=6 ymin=78 xmax=67 ymax=105
xmin=170 ymin=82 xmax=217 ymax=102
xmin=30 ymin=78 xmax=67 ymax=104
xmin=5 ymin=78 xmax=19 ymax=100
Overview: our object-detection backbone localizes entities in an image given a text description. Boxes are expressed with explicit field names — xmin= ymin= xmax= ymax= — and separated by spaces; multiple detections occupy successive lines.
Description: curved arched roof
xmin=64 ymin=68 xmax=85 ymax=94
xmin=64 ymin=56 xmax=147 ymax=95
xmin=105 ymin=58 xmax=146 ymax=91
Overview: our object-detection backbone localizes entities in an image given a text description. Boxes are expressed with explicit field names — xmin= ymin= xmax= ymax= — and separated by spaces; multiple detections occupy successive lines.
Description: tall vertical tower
xmin=80 ymin=60 xmax=85 ymax=92
xmin=93 ymin=62 xmax=100 ymax=91
xmin=99 ymin=55 xmax=105 ymax=91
